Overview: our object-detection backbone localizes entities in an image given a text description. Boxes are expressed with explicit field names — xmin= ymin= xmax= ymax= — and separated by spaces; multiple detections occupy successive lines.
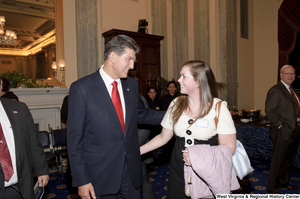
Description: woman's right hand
xmin=182 ymin=149 xmax=191 ymax=166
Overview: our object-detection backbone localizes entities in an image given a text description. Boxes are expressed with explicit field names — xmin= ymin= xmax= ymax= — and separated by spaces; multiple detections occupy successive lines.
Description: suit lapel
xmin=290 ymin=86 xmax=300 ymax=114
xmin=279 ymin=82 xmax=293 ymax=100
xmin=0 ymin=99 xmax=22 ymax=170
xmin=121 ymin=79 xmax=131 ymax=137
xmin=1 ymin=99 xmax=20 ymax=140
xmin=92 ymin=72 xmax=124 ymax=135
xmin=279 ymin=82 xmax=298 ymax=111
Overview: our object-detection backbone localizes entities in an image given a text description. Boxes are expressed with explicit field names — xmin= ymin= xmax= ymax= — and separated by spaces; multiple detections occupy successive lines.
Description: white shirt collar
xmin=281 ymin=80 xmax=291 ymax=93
xmin=99 ymin=64 xmax=121 ymax=85
xmin=98 ymin=65 xmax=126 ymax=120
xmin=99 ymin=65 xmax=123 ymax=98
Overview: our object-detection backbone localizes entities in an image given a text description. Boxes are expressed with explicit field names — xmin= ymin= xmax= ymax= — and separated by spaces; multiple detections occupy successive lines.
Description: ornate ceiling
xmin=0 ymin=0 xmax=55 ymax=55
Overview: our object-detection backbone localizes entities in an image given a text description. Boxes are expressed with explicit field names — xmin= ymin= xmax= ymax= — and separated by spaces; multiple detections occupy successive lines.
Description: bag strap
xmin=214 ymin=101 xmax=222 ymax=128
xmin=214 ymin=101 xmax=222 ymax=145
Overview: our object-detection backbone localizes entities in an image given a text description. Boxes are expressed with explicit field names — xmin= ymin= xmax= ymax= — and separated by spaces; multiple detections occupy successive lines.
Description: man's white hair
xmin=280 ymin=65 xmax=294 ymax=73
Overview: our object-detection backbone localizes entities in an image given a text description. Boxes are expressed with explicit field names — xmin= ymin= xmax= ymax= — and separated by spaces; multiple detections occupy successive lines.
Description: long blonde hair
xmin=171 ymin=60 xmax=218 ymax=127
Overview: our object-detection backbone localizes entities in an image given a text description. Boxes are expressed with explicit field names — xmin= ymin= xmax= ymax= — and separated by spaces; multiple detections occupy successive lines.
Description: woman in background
xmin=161 ymin=80 xmax=179 ymax=111
xmin=0 ymin=77 xmax=19 ymax=101
xmin=145 ymin=86 xmax=163 ymax=141
xmin=145 ymin=86 xmax=162 ymax=111
xmin=160 ymin=81 xmax=180 ymax=161
xmin=140 ymin=60 xmax=236 ymax=198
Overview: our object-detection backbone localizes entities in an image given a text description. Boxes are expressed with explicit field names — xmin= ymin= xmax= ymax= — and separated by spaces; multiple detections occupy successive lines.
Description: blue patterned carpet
xmin=148 ymin=159 xmax=300 ymax=198
xmin=43 ymin=157 xmax=300 ymax=198
xmin=43 ymin=174 xmax=79 ymax=199
xmin=232 ymin=159 xmax=300 ymax=195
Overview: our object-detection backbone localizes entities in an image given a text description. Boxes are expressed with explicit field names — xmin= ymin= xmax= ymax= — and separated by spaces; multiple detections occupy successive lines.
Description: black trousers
xmin=141 ymin=162 xmax=157 ymax=199
xmin=98 ymin=157 xmax=142 ymax=199
xmin=1 ymin=183 xmax=23 ymax=199
xmin=267 ymin=125 xmax=300 ymax=192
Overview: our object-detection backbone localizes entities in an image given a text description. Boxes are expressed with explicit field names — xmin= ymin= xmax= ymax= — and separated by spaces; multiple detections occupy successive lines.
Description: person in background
xmin=145 ymin=86 xmax=163 ymax=144
xmin=160 ymin=81 xmax=180 ymax=162
xmin=59 ymin=93 xmax=76 ymax=194
xmin=61 ymin=94 xmax=69 ymax=125
xmin=140 ymin=60 xmax=236 ymax=199
xmin=265 ymin=65 xmax=300 ymax=194
xmin=0 ymin=77 xmax=19 ymax=101
xmin=146 ymin=86 xmax=162 ymax=111
xmin=138 ymin=93 xmax=157 ymax=199
xmin=67 ymin=35 xmax=164 ymax=199
xmin=0 ymin=76 xmax=49 ymax=199
xmin=161 ymin=80 xmax=179 ymax=111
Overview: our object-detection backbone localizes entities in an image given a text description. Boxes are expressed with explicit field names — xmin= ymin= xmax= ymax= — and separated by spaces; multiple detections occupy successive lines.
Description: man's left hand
xmin=38 ymin=175 xmax=49 ymax=187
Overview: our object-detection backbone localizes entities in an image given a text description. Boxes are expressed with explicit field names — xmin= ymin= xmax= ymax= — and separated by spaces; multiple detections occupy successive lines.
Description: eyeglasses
xmin=282 ymin=73 xmax=296 ymax=76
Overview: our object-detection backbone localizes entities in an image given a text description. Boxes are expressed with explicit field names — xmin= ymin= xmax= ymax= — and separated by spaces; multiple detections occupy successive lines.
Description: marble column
xmin=171 ymin=0 xmax=189 ymax=81
xmin=43 ymin=49 xmax=50 ymax=78
xmin=194 ymin=0 xmax=210 ymax=63
xmin=15 ymin=57 xmax=24 ymax=74
xmin=151 ymin=0 xmax=168 ymax=79
xmin=75 ymin=0 xmax=99 ymax=78
xmin=27 ymin=56 xmax=36 ymax=79
xmin=218 ymin=0 xmax=237 ymax=106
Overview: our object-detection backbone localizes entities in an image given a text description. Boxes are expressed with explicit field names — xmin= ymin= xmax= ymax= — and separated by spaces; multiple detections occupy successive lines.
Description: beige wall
xmin=62 ymin=0 xmax=284 ymax=114
xmin=63 ymin=0 xmax=77 ymax=87
xmin=237 ymin=0 xmax=255 ymax=111
xmin=0 ymin=56 xmax=18 ymax=74
xmin=237 ymin=0 xmax=283 ymax=114
xmin=252 ymin=0 xmax=283 ymax=114
xmin=100 ymin=0 xmax=151 ymax=32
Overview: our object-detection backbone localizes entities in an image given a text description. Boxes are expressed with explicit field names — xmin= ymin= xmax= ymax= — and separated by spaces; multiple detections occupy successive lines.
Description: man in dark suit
xmin=0 ymin=87 xmax=49 ymax=198
xmin=265 ymin=65 xmax=300 ymax=194
xmin=67 ymin=35 xmax=164 ymax=198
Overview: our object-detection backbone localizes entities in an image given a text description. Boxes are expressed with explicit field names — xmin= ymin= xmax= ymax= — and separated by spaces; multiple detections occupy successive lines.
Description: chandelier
xmin=0 ymin=16 xmax=17 ymax=44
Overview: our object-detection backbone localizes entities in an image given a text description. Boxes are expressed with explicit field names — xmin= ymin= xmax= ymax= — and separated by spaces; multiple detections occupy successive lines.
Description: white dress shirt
xmin=99 ymin=65 xmax=126 ymax=122
xmin=0 ymin=101 xmax=18 ymax=187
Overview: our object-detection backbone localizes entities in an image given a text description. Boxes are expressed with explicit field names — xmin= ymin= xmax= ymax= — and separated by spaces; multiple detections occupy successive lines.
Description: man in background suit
xmin=0 ymin=78 xmax=49 ymax=199
xmin=265 ymin=65 xmax=300 ymax=194
xmin=68 ymin=35 xmax=164 ymax=198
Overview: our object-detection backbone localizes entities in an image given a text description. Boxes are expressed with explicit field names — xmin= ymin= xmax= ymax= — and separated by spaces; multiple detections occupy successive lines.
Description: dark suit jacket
xmin=67 ymin=71 xmax=164 ymax=195
xmin=0 ymin=98 xmax=48 ymax=199
xmin=265 ymin=81 xmax=299 ymax=140
xmin=161 ymin=93 xmax=179 ymax=111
